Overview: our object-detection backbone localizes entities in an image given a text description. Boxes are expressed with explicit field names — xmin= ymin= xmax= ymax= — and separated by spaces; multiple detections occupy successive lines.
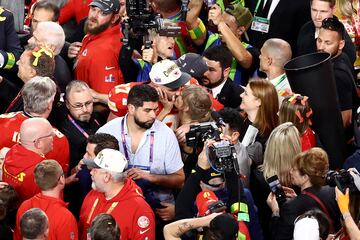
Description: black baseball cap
xmin=90 ymin=0 xmax=120 ymax=14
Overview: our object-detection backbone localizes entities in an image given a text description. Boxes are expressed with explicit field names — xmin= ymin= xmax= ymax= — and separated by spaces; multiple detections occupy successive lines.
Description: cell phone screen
xmin=267 ymin=175 xmax=286 ymax=205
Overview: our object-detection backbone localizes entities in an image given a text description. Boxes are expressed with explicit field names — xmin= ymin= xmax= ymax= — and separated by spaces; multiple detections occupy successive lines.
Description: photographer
xmin=266 ymin=148 xmax=341 ymax=240
xmin=334 ymin=169 xmax=360 ymax=240
xmin=175 ymin=126 xmax=263 ymax=239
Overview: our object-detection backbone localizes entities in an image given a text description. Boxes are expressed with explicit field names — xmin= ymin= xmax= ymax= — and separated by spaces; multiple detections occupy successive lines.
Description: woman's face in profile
xmin=240 ymin=84 xmax=260 ymax=113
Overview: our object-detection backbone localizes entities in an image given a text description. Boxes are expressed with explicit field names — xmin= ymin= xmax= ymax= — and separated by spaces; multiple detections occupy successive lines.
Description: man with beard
xmin=69 ymin=0 xmax=124 ymax=96
xmin=79 ymin=149 xmax=155 ymax=240
xmin=316 ymin=17 xmax=357 ymax=129
xmin=56 ymin=81 xmax=104 ymax=218
xmin=201 ymin=45 xmax=244 ymax=109
xmin=97 ymin=84 xmax=184 ymax=239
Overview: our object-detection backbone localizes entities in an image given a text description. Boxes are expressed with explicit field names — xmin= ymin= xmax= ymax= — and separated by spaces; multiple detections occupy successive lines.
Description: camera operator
xmin=266 ymin=148 xmax=341 ymax=240
xmin=175 ymin=129 xmax=263 ymax=239
xmin=333 ymin=168 xmax=360 ymax=240
xmin=119 ymin=20 xmax=177 ymax=83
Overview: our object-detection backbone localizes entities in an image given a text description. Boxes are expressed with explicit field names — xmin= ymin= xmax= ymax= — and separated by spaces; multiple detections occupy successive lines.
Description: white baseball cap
xmin=84 ymin=149 xmax=128 ymax=173
xmin=149 ymin=59 xmax=191 ymax=89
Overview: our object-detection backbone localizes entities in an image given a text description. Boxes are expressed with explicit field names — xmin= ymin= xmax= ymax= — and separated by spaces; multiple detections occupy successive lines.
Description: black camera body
xmin=123 ymin=0 xmax=181 ymax=48
xmin=326 ymin=169 xmax=358 ymax=193
xmin=185 ymin=122 xmax=239 ymax=173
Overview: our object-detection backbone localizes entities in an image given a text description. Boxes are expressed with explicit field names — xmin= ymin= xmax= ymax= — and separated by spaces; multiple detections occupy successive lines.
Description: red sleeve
xmin=59 ymin=0 xmax=75 ymax=24
xmin=132 ymin=209 xmax=156 ymax=240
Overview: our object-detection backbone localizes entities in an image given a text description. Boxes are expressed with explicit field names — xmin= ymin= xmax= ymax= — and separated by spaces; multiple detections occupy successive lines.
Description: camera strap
xmin=121 ymin=117 xmax=155 ymax=165
xmin=302 ymin=191 xmax=335 ymax=233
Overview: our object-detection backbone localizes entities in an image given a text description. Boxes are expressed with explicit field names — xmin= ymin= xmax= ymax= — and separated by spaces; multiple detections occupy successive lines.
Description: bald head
xmin=20 ymin=118 xmax=54 ymax=155
xmin=28 ymin=21 xmax=65 ymax=55
xmin=262 ymin=38 xmax=292 ymax=68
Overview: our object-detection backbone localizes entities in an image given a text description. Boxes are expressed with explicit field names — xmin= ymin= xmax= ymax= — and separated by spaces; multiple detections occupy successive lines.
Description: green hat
xmin=225 ymin=3 xmax=253 ymax=30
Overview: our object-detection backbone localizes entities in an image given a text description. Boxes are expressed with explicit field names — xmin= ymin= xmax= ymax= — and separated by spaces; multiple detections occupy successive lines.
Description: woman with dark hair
xmin=279 ymin=94 xmax=316 ymax=151
xmin=266 ymin=148 xmax=341 ymax=239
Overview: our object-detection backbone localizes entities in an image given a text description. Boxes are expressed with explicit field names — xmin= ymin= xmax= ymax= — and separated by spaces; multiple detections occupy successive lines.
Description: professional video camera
xmin=326 ymin=169 xmax=359 ymax=194
xmin=123 ymin=0 xmax=182 ymax=48
xmin=185 ymin=114 xmax=239 ymax=173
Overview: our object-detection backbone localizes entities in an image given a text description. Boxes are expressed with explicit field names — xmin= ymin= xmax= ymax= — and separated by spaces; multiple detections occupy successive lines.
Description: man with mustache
xmin=201 ymin=45 xmax=243 ymax=109
xmin=70 ymin=0 xmax=124 ymax=96
xmin=97 ymin=84 xmax=184 ymax=239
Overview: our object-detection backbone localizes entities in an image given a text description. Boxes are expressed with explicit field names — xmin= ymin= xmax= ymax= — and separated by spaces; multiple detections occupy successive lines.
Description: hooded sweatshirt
xmin=2 ymin=144 xmax=43 ymax=202
xmin=79 ymin=178 xmax=155 ymax=240
xmin=13 ymin=193 xmax=78 ymax=240
xmin=0 ymin=111 xmax=70 ymax=174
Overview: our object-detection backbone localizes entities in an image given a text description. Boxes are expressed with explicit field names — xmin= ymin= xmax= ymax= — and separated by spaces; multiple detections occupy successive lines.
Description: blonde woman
xmin=250 ymin=122 xmax=301 ymax=237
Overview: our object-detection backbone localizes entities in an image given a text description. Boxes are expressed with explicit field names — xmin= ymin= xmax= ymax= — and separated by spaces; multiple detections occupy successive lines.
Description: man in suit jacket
xmin=296 ymin=0 xmax=356 ymax=64
xmin=245 ymin=0 xmax=311 ymax=56
xmin=201 ymin=45 xmax=243 ymax=109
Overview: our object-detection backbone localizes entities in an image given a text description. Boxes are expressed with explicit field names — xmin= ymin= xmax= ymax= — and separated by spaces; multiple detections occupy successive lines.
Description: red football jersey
xmin=0 ymin=112 xmax=69 ymax=174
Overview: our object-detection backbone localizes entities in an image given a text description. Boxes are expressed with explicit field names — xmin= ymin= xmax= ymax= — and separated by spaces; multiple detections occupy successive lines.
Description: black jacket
xmin=245 ymin=0 xmax=311 ymax=55
xmin=270 ymin=185 xmax=341 ymax=240
xmin=216 ymin=79 xmax=244 ymax=109
xmin=297 ymin=20 xmax=356 ymax=64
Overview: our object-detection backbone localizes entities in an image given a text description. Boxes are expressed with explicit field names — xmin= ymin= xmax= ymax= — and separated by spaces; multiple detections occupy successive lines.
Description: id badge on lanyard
xmin=251 ymin=0 xmax=271 ymax=33
xmin=251 ymin=16 xmax=270 ymax=33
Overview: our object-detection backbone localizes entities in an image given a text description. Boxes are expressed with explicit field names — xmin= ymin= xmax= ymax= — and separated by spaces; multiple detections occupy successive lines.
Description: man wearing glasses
xmin=57 ymin=80 xmax=104 ymax=175
xmin=2 ymin=118 xmax=55 ymax=203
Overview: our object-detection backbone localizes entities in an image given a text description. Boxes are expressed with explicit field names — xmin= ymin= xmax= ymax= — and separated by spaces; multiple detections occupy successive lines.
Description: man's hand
xmin=142 ymin=45 xmax=158 ymax=64
xmin=126 ymin=168 xmax=152 ymax=181
xmin=175 ymin=123 xmax=192 ymax=144
xmin=156 ymin=202 xmax=175 ymax=221
xmin=197 ymin=140 xmax=214 ymax=170
xmin=68 ymin=42 xmax=82 ymax=59
xmin=65 ymin=172 xmax=79 ymax=185
xmin=208 ymin=4 xmax=223 ymax=26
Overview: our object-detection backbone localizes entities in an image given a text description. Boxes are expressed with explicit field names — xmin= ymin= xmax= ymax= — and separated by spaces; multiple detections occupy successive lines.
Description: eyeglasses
xmin=67 ymin=100 xmax=93 ymax=110
xmin=33 ymin=132 xmax=54 ymax=143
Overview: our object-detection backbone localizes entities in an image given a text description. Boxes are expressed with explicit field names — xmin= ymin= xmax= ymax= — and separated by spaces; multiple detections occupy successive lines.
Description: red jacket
xmin=0 ymin=112 xmax=69 ymax=174
xmin=14 ymin=193 xmax=78 ymax=240
xmin=59 ymin=0 xmax=91 ymax=24
xmin=79 ymin=179 xmax=155 ymax=240
xmin=75 ymin=24 xmax=124 ymax=94
xmin=2 ymin=144 xmax=43 ymax=202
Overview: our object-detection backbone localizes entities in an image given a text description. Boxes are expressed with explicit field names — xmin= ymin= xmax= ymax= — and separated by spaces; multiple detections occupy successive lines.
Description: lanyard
xmin=273 ymin=74 xmax=287 ymax=88
xmin=254 ymin=0 xmax=263 ymax=16
xmin=67 ymin=114 xmax=89 ymax=138
xmin=86 ymin=198 xmax=119 ymax=224
xmin=121 ymin=117 xmax=155 ymax=165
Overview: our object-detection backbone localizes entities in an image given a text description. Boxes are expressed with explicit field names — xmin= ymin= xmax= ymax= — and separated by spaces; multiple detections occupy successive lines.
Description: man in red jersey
xmin=69 ymin=0 xmax=124 ymax=95
xmin=79 ymin=148 xmax=155 ymax=240
xmin=2 ymin=118 xmax=54 ymax=203
xmin=0 ymin=76 xmax=70 ymax=175
xmin=14 ymin=160 xmax=78 ymax=240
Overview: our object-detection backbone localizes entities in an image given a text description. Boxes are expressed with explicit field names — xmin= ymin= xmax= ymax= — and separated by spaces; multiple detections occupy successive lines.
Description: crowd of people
xmin=0 ymin=0 xmax=360 ymax=239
